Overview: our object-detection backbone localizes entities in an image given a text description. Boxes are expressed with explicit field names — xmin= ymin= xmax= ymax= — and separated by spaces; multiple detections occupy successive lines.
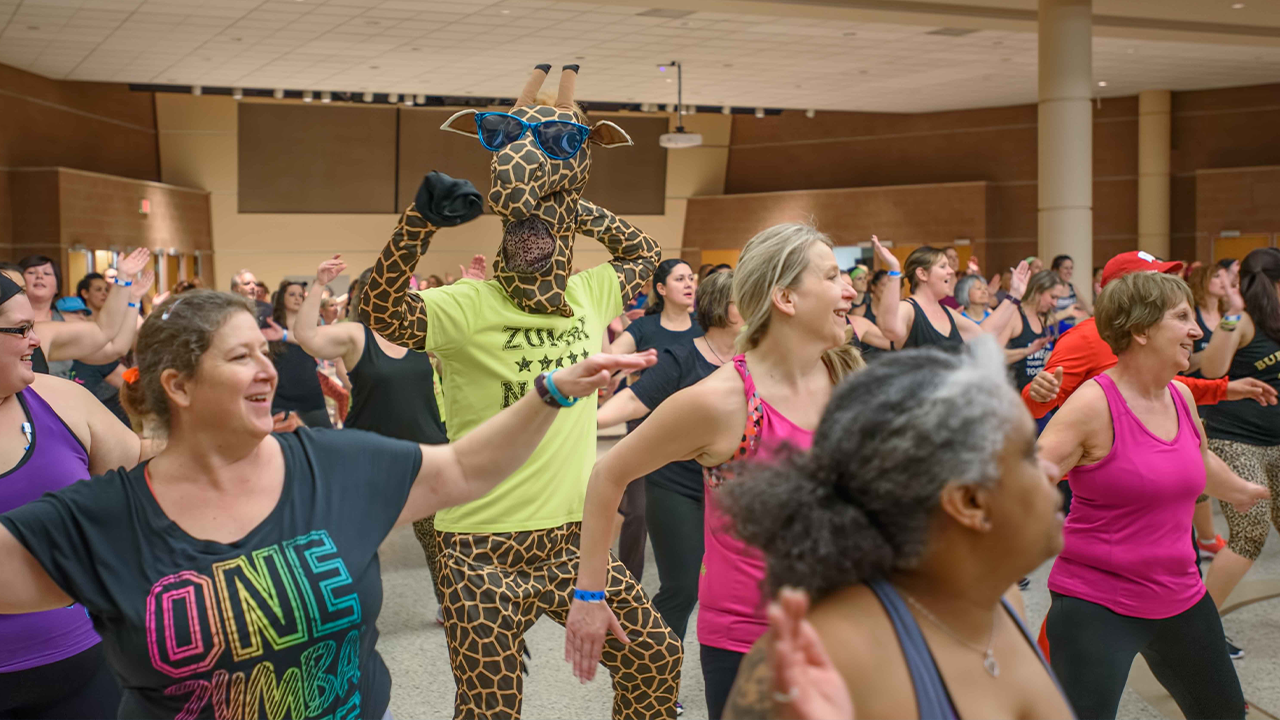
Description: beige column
xmin=1138 ymin=90 xmax=1171 ymax=259
xmin=1038 ymin=0 xmax=1093 ymax=302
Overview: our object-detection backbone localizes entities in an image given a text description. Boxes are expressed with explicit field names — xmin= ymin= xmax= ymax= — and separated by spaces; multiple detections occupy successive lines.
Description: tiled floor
xmin=376 ymin=437 xmax=1280 ymax=719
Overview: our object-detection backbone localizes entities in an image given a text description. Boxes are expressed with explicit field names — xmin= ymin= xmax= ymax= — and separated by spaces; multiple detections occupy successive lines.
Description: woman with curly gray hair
xmin=719 ymin=338 xmax=1072 ymax=719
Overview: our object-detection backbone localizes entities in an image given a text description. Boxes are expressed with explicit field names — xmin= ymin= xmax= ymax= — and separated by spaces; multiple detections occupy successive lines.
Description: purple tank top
xmin=0 ymin=387 xmax=101 ymax=671
xmin=1048 ymin=374 xmax=1207 ymax=619
xmin=699 ymin=355 xmax=814 ymax=653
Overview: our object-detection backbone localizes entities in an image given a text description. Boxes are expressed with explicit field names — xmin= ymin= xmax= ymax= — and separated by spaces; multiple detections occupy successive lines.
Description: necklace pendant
xmin=983 ymin=650 xmax=1000 ymax=678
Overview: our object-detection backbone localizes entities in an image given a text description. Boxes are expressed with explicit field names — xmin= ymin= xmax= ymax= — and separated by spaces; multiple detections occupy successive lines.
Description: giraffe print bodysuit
xmin=360 ymin=65 xmax=674 ymax=720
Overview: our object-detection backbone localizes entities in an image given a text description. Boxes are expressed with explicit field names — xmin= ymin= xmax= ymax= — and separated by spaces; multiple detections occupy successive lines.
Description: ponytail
xmin=1240 ymin=248 xmax=1280 ymax=346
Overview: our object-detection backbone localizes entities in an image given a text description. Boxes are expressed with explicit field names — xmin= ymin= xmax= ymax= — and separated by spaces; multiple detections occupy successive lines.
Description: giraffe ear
xmin=588 ymin=120 xmax=632 ymax=148
xmin=440 ymin=110 xmax=480 ymax=138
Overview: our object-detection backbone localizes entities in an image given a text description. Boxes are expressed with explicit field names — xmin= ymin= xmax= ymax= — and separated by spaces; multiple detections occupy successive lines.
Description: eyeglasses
xmin=474 ymin=112 xmax=590 ymax=160
xmin=0 ymin=323 xmax=34 ymax=339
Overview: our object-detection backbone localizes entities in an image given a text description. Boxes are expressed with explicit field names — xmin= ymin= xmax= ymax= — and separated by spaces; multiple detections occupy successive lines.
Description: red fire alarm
xmin=139 ymin=199 xmax=151 ymax=215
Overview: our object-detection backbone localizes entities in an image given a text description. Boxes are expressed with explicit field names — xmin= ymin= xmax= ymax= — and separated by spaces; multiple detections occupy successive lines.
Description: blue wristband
xmin=888 ymin=270 xmax=902 ymax=277
xmin=115 ymin=278 xmax=133 ymax=287
xmin=574 ymin=589 xmax=605 ymax=603
xmin=544 ymin=369 xmax=579 ymax=407
xmin=127 ymin=302 xmax=138 ymax=309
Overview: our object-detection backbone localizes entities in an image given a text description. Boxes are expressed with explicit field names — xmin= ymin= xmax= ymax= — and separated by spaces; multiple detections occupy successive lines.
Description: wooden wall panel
xmin=684 ymin=182 xmax=988 ymax=257
xmin=0 ymin=63 xmax=158 ymax=181
xmin=396 ymin=109 xmax=667 ymax=216
xmin=56 ymin=169 xmax=211 ymax=254
xmin=8 ymin=170 xmax=61 ymax=258
xmin=1195 ymin=166 xmax=1280 ymax=262
xmin=238 ymin=103 xmax=397 ymax=213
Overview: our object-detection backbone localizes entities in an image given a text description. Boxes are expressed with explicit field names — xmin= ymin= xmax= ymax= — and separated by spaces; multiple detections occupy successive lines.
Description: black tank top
xmin=345 ymin=325 xmax=448 ymax=445
xmin=1008 ymin=307 xmax=1051 ymax=391
xmin=1203 ymin=321 xmax=1280 ymax=446
xmin=1184 ymin=307 xmax=1215 ymax=380
xmin=271 ymin=342 xmax=326 ymax=413
xmin=31 ymin=347 xmax=49 ymax=375
xmin=902 ymin=298 xmax=964 ymax=351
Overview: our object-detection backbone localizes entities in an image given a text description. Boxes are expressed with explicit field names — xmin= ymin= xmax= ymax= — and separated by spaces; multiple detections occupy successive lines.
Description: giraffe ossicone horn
xmin=514 ymin=64 xmax=552 ymax=108
xmin=556 ymin=64 xmax=580 ymax=109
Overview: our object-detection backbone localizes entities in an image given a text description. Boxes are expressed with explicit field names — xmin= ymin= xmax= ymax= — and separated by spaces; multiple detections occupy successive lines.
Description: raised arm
xmin=869 ymin=237 xmax=910 ymax=346
xmin=1036 ymin=381 xmax=1099 ymax=478
xmin=360 ymin=173 xmax=483 ymax=349
xmin=42 ymin=255 xmax=151 ymax=363
xmin=576 ymin=199 xmax=660 ymax=306
xmin=1175 ymin=383 xmax=1272 ymax=511
xmin=963 ymin=260 xmax=1030 ymax=341
xmin=77 ymin=269 xmax=153 ymax=363
xmin=295 ymin=255 xmax=364 ymax=367
xmin=1198 ymin=298 xmax=1250 ymax=379
xmin=395 ymin=351 xmax=657 ymax=526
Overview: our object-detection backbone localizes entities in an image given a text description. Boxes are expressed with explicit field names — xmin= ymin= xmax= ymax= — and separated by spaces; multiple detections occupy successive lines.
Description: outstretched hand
xmin=966 ymin=256 xmax=981 ymax=277
xmin=871 ymin=235 xmax=899 ymax=273
xmin=316 ymin=254 xmax=346 ymax=286
xmin=1008 ymin=260 xmax=1031 ymax=299
xmin=130 ymin=270 xmax=155 ymax=301
xmin=1226 ymin=377 xmax=1279 ymax=406
xmin=768 ymin=588 xmax=854 ymax=720
xmin=1027 ymin=366 xmax=1064 ymax=404
xmin=117 ymin=247 xmax=152 ymax=279
xmin=261 ymin=319 xmax=285 ymax=343
xmin=460 ymin=254 xmax=487 ymax=281
xmin=554 ymin=351 xmax=658 ymax=399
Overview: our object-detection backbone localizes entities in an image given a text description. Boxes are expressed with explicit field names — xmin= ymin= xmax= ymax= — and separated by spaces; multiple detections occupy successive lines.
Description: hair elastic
xmin=122 ymin=367 xmax=140 ymax=385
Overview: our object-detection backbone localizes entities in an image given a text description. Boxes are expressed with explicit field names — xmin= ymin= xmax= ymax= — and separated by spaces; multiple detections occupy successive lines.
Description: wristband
xmin=574 ymin=589 xmax=605 ymax=603
xmin=282 ymin=329 xmax=289 ymax=342
xmin=542 ymin=369 xmax=579 ymax=407
xmin=887 ymin=270 xmax=902 ymax=278
xmin=127 ymin=302 xmax=138 ymax=309
xmin=115 ymin=278 xmax=133 ymax=287
xmin=1221 ymin=314 xmax=1241 ymax=331
xmin=1006 ymin=296 xmax=1022 ymax=306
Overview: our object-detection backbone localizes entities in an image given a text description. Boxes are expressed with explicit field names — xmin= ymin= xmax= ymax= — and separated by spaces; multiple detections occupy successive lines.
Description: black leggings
xmin=1046 ymin=591 xmax=1244 ymax=720
xmin=644 ymin=483 xmax=703 ymax=640
xmin=617 ymin=476 xmax=647 ymax=581
xmin=0 ymin=643 xmax=121 ymax=719
xmin=702 ymin=644 xmax=745 ymax=720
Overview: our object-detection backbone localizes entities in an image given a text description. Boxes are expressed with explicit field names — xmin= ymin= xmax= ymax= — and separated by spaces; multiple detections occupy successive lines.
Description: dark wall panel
xmin=239 ymin=103 xmax=397 ymax=213
xmin=397 ymin=109 xmax=667 ymax=216
xmin=0 ymin=63 xmax=158 ymax=182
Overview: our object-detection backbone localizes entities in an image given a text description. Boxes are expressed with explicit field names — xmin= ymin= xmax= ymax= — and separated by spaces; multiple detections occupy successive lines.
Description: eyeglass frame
xmin=0 ymin=323 xmax=34 ymax=339
xmin=472 ymin=112 xmax=591 ymax=160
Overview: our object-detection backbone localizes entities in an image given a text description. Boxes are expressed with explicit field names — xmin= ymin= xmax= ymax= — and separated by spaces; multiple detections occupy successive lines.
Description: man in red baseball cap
xmin=1022 ymin=251 xmax=1276 ymax=416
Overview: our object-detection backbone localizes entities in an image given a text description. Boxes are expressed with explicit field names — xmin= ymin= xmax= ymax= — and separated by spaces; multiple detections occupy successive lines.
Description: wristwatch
xmin=534 ymin=370 xmax=578 ymax=408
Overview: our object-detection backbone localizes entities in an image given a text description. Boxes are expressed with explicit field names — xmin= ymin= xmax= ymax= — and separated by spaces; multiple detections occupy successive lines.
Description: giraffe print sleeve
xmin=359 ymin=206 xmax=439 ymax=349
xmin=576 ymin=199 xmax=661 ymax=306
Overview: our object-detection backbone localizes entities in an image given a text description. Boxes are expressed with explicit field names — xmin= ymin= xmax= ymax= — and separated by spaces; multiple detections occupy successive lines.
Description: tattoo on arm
xmin=723 ymin=644 xmax=773 ymax=720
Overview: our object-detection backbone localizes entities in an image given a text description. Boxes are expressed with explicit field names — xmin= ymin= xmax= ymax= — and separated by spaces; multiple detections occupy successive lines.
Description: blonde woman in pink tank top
xmin=566 ymin=225 xmax=886 ymax=718
xmin=1038 ymin=271 xmax=1268 ymax=720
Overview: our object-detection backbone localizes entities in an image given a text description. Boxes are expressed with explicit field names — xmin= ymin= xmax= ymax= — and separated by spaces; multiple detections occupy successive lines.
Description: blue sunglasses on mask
xmin=474 ymin=112 xmax=591 ymax=160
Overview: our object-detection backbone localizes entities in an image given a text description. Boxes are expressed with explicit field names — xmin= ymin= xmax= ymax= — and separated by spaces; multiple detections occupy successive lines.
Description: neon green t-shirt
xmin=423 ymin=263 xmax=623 ymax=533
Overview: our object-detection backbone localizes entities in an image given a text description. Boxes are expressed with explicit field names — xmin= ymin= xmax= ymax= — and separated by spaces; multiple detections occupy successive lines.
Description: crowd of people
xmin=2 ymin=63 xmax=1279 ymax=720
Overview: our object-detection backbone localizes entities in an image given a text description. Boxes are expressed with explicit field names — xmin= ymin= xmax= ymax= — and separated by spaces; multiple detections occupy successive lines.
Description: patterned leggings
xmin=412 ymin=515 xmax=445 ymax=604
xmin=434 ymin=522 xmax=682 ymax=720
xmin=1208 ymin=439 xmax=1280 ymax=561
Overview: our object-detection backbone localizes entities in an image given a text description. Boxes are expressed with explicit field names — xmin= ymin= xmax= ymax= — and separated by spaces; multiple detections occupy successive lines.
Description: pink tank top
xmin=1047 ymin=374 xmax=1206 ymax=619
xmin=699 ymin=355 xmax=814 ymax=653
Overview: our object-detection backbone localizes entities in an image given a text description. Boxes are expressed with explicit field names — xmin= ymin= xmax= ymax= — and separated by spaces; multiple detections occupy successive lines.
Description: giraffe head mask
xmin=441 ymin=64 xmax=633 ymax=315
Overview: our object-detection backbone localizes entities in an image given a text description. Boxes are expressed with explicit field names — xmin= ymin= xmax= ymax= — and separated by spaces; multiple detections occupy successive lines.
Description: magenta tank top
xmin=699 ymin=355 xmax=815 ymax=653
xmin=0 ymin=387 xmax=102 ymax=671
xmin=1047 ymin=374 xmax=1206 ymax=619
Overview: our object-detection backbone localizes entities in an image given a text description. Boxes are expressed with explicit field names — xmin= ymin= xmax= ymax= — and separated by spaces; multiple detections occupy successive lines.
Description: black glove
xmin=415 ymin=172 xmax=483 ymax=227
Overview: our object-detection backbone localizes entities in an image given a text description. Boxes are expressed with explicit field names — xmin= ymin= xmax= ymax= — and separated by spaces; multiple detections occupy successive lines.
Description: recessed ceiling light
xmin=303 ymin=90 xmax=313 ymax=102
xmin=1097 ymin=80 xmax=1107 ymax=87
xmin=388 ymin=93 xmax=399 ymax=103
xmin=1232 ymin=3 xmax=1245 ymax=8
xmin=321 ymin=91 xmax=332 ymax=103
xmin=232 ymin=87 xmax=243 ymax=100
xmin=362 ymin=91 xmax=374 ymax=102
xmin=665 ymin=78 xmax=672 ymax=83
xmin=273 ymin=88 xmax=285 ymax=99
xmin=721 ymin=105 xmax=731 ymax=115
xmin=501 ymin=9 xmax=510 ymax=14
xmin=754 ymin=108 xmax=765 ymax=118
xmin=805 ymin=109 xmax=816 ymax=119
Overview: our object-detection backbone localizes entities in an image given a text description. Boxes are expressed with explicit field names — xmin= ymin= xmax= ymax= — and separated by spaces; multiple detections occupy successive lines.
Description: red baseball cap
xmin=1100 ymin=251 xmax=1184 ymax=288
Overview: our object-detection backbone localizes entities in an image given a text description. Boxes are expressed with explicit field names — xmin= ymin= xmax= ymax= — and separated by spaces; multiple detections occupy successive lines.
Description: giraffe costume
xmin=360 ymin=65 xmax=680 ymax=720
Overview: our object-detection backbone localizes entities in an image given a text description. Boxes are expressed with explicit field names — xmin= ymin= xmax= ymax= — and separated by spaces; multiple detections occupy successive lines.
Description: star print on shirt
xmin=538 ymin=355 xmax=554 ymax=372
xmin=554 ymin=356 xmax=565 ymax=368
xmin=515 ymin=356 xmax=533 ymax=373
xmin=567 ymin=350 xmax=578 ymax=364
